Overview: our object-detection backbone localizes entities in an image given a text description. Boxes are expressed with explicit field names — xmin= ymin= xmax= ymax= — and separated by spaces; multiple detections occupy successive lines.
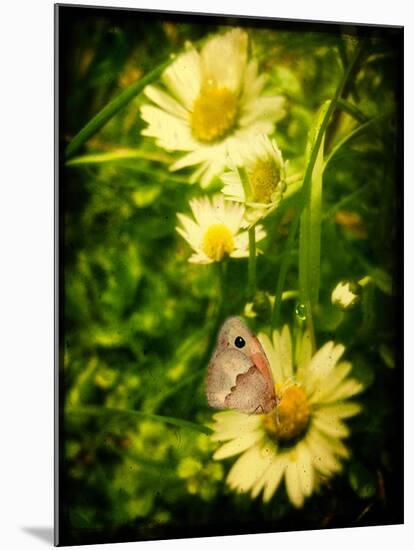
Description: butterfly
xmin=205 ymin=316 xmax=277 ymax=414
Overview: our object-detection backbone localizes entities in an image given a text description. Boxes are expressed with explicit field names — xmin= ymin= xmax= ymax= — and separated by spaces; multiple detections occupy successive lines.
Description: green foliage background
xmin=59 ymin=7 xmax=403 ymax=545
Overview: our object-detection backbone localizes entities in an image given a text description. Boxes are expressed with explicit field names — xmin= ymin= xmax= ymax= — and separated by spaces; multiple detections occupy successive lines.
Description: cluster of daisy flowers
xmin=139 ymin=27 xmax=363 ymax=508
xmin=140 ymin=27 xmax=287 ymax=264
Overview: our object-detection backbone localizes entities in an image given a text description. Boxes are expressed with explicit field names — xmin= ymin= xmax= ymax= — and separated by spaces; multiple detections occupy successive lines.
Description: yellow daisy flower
xmin=141 ymin=28 xmax=285 ymax=187
xmin=221 ymin=134 xmax=287 ymax=224
xmin=211 ymin=325 xmax=363 ymax=507
xmin=176 ymin=195 xmax=266 ymax=264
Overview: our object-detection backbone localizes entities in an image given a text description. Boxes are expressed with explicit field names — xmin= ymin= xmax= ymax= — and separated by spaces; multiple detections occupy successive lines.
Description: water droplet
xmin=295 ymin=302 xmax=307 ymax=321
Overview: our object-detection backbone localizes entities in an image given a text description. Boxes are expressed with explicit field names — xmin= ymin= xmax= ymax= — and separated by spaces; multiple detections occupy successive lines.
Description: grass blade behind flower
xmin=299 ymin=100 xmax=330 ymax=308
xmin=66 ymin=405 xmax=213 ymax=435
xmin=272 ymin=40 xmax=366 ymax=331
xmin=64 ymin=59 xmax=171 ymax=160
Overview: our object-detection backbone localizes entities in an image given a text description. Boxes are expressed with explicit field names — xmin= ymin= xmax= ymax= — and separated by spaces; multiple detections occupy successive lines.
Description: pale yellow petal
xmin=322 ymin=379 xmax=364 ymax=403
xmin=270 ymin=326 xmax=293 ymax=381
xmin=262 ymin=455 xmax=288 ymax=502
xmin=305 ymin=430 xmax=343 ymax=476
xmin=309 ymin=361 xmax=352 ymax=404
xmin=144 ymin=84 xmax=188 ymax=118
xmin=188 ymin=252 xmax=212 ymax=264
xmin=258 ymin=332 xmax=283 ymax=383
xmin=240 ymin=60 xmax=267 ymax=104
xmin=311 ymin=411 xmax=350 ymax=439
xmin=227 ymin=443 xmax=275 ymax=493
xmin=318 ymin=401 xmax=362 ymax=419
xmin=171 ymin=147 xmax=216 ymax=171
xmin=296 ymin=330 xmax=312 ymax=381
xmin=280 ymin=325 xmax=293 ymax=379
xmin=140 ymin=105 xmax=196 ymax=151
xmin=201 ymin=28 xmax=248 ymax=92
xmin=239 ymin=95 xmax=286 ymax=127
xmin=304 ymin=342 xmax=346 ymax=392
xmin=213 ymin=430 xmax=263 ymax=460
xmin=296 ymin=442 xmax=315 ymax=497
xmin=285 ymin=459 xmax=304 ymax=508
xmin=176 ymin=213 xmax=203 ymax=245
xmin=162 ymin=48 xmax=201 ymax=110
xmin=211 ymin=411 xmax=261 ymax=441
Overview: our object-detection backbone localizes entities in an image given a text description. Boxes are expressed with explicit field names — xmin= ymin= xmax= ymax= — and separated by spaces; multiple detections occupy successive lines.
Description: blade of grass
xmin=337 ymin=98 xmax=368 ymax=123
xmin=66 ymin=405 xmax=213 ymax=435
xmin=66 ymin=148 xmax=172 ymax=166
xmin=299 ymin=100 xmax=329 ymax=307
xmin=271 ymin=208 xmax=301 ymax=329
xmin=324 ymin=113 xmax=390 ymax=170
xmin=64 ymin=59 xmax=171 ymax=160
xmin=248 ymin=226 xmax=257 ymax=301
xmin=271 ymin=40 xmax=365 ymax=330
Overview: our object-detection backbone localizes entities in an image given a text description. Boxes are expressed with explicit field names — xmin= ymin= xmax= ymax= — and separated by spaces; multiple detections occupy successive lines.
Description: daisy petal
xmin=162 ymin=48 xmax=201 ymax=109
xmin=262 ymin=455 xmax=287 ymax=502
xmin=285 ymin=460 xmax=304 ymax=508
xmin=213 ymin=429 xmax=263 ymax=460
xmin=319 ymin=401 xmax=362 ymax=419
xmin=322 ymin=378 xmax=364 ymax=403
xmin=144 ymin=85 xmax=188 ymax=118
xmin=227 ymin=443 xmax=275 ymax=494
xmin=258 ymin=333 xmax=284 ymax=384
xmin=200 ymin=28 xmax=248 ymax=93
xmin=240 ymin=96 xmax=286 ymax=127
xmin=306 ymin=342 xmax=345 ymax=387
xmin=140 ymin=106 xmax=196 ymax=151
xmin=212 ymin=412 xmax=261 ymax=441
xmin=309 ymin=361 xmax=353 ymax=404
xmin=312 ymin=411 xmax=350 ymax=439
xmin=296 ymin=442 xmax=314 ymax=497
xmin=272 ymin=326 xmax=293 ymax=380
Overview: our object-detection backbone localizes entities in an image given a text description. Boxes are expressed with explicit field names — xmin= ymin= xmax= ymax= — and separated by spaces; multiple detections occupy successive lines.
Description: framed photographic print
xmin=55 ymin=4 xmax=403 ymax=546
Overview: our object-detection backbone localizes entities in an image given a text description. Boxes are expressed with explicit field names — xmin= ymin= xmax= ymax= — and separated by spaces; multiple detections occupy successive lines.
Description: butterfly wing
xmin=224 ymin=365 xmax=276 ymax=414
xmin=205 ymin=348 xmax=253 ymax=410
xmin=205 ymin=316 xmax=277 ymax=414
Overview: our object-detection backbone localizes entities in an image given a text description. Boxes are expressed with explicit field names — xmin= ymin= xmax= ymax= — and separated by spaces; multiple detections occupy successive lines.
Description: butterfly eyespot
xmin=234 ymin=336 xmax=246 ymax=349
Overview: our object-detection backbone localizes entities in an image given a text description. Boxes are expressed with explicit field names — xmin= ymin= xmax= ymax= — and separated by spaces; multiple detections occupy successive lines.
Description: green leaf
xmin=369 ymin=267 xmax=393 ymax=295
xmin=66 ymin=148 xmax=172 ymax=166
xmin=379 ymin=344 xmax=395 ymax=369
xmin=324 ymin=113 xmax=390 ymax=170
xmin=272 ymin=40 xmax=365 ymax=330
xmin=299 ymin=100 xmax=330 ymax=307
xmin=65 ymin=59 xmax=171 ymax=160
xmin=66 ymin=405 xmax=213 ymax=436
xmin=348 ymin=461 xmax=377 ymax=499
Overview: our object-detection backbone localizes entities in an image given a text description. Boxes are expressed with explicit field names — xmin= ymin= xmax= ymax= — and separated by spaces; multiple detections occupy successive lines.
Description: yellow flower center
xmin=202 ymin=224 xmax=235 ymax=261
xmin=263 ymin=383 xmax=310 ymax=442
xmin=248 ymin=159 xmax=281 ymax=203
xmin=190 ymin=86 xmax=238 ymax=143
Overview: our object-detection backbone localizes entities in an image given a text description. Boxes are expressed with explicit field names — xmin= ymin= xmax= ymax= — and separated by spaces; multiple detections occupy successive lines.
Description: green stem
xmin=271 ymin=40 xmax=365 ymax=331
xmin=324 ymin=113 xmax=389 ymax=170
xmin=66 ymin=148 xmax=172 ymax=166
xmin=64 ymin=59 xmax=171 ymax=160
xmin=248 ymin=226 xmax=257 ymax=301
xmin=336 ymin=98 xmax=368 ymax=123
xmin=66 ymin=405 xmax=213 ymax=435
xmin=271 ymin=210 xmax=301 ymax=329
xmin=304 ymin=299 xmax=316 ymax=353
xmin=301 ymin=42 xmax=365 ymax=204
xmin=325 ymin=42 xmax=366 ymax=149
